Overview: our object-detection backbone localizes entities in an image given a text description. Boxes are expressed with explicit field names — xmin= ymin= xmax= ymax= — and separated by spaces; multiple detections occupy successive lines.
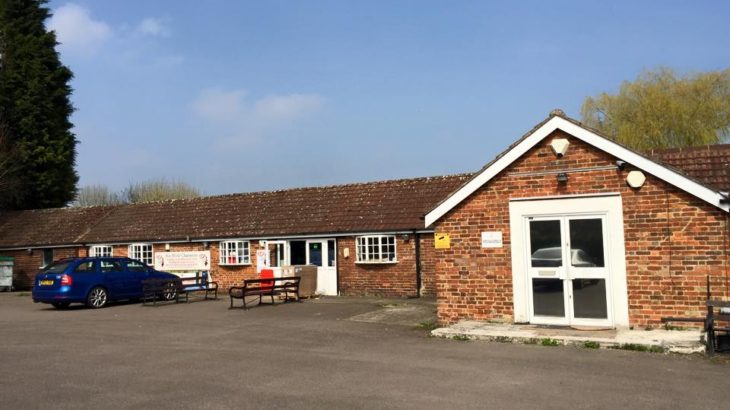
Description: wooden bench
xmin=142 ymin=278 xmax=180 ymax=305
xmin=177 ymin=273 xmax=218 ymax=303
xmin=142 ymin=273 xmax=218 ymax=305
xmin=229 ymin=276 xmax=301 ymax=309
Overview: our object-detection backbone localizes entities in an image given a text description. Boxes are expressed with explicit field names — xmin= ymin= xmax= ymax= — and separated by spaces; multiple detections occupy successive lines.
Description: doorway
xmin=306 ymin=239 xmax=337 ymax=296
xmin=509 ymin=195 xmax=629 ymax=328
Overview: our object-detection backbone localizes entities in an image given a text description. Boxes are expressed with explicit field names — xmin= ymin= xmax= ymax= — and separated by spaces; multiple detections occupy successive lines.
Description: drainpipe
xmin=414 ymin=230 xmax=421 ymax=298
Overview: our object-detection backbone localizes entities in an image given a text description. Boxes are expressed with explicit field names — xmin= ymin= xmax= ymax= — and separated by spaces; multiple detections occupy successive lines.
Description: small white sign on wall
xmin=256 ymin=249 xmax=268 ymax=272
xmin=481 ymin=231 xmax=503 ymax=248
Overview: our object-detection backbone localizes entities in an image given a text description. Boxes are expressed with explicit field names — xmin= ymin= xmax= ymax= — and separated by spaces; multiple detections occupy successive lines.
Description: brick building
xmin=0 ymin=174 xmax=470 ymax=297
xmin=1 ymin=110 xmax=729 ymax=330
xmin=425 ymin=111 xmax=730 ymax=328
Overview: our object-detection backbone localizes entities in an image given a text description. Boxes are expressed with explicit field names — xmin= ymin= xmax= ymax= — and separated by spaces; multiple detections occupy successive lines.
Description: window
xmin=74 ymin=261 xmax=96 ymax=273
xmin=219 ymin=240 xmax=250 ymax=265
xmin=356 ymin=235 xmax=397 ymax=263
xmin=128 ymin=243 xmax=153 ymax=265
xmin=100 ymin=260 xmax=123 ymax=273
xmin=126 ymin=259 xmax=148 ymax=272
xmin=89 ymin=245 xmax=113 ymax=257
xmin=42 ymin=249 xmax=53 ymax=267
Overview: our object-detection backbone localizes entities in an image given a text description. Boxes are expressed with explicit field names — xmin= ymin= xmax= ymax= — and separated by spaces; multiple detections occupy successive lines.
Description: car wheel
xmin=87 ymin=287 xmax=108 ymax=309
xmin=51 ymin=302 xmax=70 ymax=309
xmin=160 ymin=282 xmax=177 ymax=301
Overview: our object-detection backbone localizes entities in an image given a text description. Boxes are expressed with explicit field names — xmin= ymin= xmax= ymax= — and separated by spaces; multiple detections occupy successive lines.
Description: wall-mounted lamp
xmin=616 ymin=160 xmax=627 ymax=170
xmin=550 ymin=138 xmax=570 ymax=158
xmin=556 ymin=173 xmax=568 ymax=184
xmin=185 ymin=235 xmax=191 ymax=242
xmin=402 ymin=233 xmax=410 ymax=241
xmin=26 ymin=248 xmax=33 ymax=255
xmin=626 ymin=170 xmax=646 ymax=189
xmin=203 ymin=241 xmax=209 ymax=249
xmin=165 ymin=243 xmax=171 ymax=251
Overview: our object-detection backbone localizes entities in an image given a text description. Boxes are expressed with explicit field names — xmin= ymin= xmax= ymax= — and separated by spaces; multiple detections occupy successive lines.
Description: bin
xmin=281 ymin=265 xmax=317 ymax=297
xmin=0 ymin=256 xmax=13 ymax=291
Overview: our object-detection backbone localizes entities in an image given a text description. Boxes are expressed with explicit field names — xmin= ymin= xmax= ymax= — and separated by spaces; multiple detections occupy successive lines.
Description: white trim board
xmin=425 ymin=115 xmax=729 ymax=227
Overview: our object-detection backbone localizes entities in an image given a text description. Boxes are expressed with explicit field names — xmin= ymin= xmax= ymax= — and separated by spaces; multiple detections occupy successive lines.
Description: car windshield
xmin=41 ymin=261 xmax=71 ymax=274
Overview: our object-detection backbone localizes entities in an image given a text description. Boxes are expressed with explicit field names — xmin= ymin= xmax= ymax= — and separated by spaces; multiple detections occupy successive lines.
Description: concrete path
xmin=433 ymin=320 xmax=705 ymax=353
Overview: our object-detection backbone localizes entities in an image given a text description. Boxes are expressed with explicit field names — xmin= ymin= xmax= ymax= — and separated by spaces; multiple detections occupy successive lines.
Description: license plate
xmin=39 ymin=280 xmax=54 ymax=286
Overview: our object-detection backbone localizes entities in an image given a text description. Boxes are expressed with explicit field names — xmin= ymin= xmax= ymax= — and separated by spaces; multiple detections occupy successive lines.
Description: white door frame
xmin=306 ymin=238 xmax=338 ymax=296
xmin=509 ymin=194 xmax=629 ymax=328
xmin=264 ymin=240 xmax=289 ymax=277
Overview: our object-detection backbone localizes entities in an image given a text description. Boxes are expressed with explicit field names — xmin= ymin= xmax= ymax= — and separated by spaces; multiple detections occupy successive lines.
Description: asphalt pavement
xmin=0 ymin=293 xmax=727 ymax=409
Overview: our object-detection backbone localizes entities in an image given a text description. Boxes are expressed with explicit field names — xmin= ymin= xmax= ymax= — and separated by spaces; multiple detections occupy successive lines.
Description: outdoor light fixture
xmin=203 ymin=241 xmax=209 ymax=249
xmin=556 ymin=173 xmax=568 ymax=183
xmin=550 ymin=138 xmax=570 ymax=158
xmin=616 ymin=160 xmax=627 ymax=170
xmin=402 ymin=233 xmax=410 ymax=241
xmin=626 ymin=170 xmax=646 ymax=189
xmin=26 ymin=248 xmax=32 ymax=255
xmin=720 ymin=192 xmax=729 ymax=205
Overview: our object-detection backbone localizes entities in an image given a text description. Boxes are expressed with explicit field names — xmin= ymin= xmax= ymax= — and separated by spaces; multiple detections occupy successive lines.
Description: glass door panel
xmin=527 ymin=215 xmax=612 ymax=326
xmin=308 ymin=241 xmax=323 ymax=266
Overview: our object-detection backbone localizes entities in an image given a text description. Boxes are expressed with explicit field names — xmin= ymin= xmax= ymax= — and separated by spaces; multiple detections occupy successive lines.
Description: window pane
xmin=529 ymin=220 xmax=562 ymax=268
xmin=569 ymin=219 xmax=605 ymax=268
xmin=327 ymin=240 xmax=336 ymax=267
xmin=572 ymin=279 xmax=608 ymax=319
xmin=309 ymin=242 xmax=322 ymax=266
xmin=74 ymin=261 xmax=95 ymax=273
xmin=532 ymin=278 xmax=565 ymax=317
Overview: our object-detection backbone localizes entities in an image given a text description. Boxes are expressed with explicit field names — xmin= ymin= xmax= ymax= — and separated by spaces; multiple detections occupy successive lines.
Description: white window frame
xmin=219 ymin=240 xmax=251 ymax=265
xmin=128 ymin=243 xmax=153 ymax=265
xmin=355 ymin=235 xmax=397 ymax=264
xmin=89 ymin=245 xmax=113 ymax=257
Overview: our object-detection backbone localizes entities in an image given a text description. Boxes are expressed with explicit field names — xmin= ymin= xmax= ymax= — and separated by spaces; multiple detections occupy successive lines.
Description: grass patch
xmin=452 ymin=334 xmax=470 ymax=341
xmin=417 ymin=320 xmax=438 ymax=331
xmin=610 ymin=343 xmax=665 ymax=353
xmin=540 ymin=338 xmax=560 ymax=346
xmin=583 ymin=341 xmax=601 ymax=349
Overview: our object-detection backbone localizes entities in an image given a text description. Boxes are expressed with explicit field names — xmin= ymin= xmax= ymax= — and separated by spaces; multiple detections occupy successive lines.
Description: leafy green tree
xmin=0 ymin=0 xmax=78 ymax=209
xmin=581 ymin=68 xmax=730 ymax=151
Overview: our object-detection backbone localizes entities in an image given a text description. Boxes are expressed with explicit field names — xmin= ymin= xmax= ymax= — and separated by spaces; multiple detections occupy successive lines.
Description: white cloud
xmin=48 ymin=3 xmax=112 ymax=56
xmin=191 ymin=88 xmax=326 ymax=148
xmin=192 ymin=88 xmax=248 ymax=122
xmin=253 ymin=94 xmax=325 ymax=123
xmin=136 ymin=17 xmax=171 ymax=37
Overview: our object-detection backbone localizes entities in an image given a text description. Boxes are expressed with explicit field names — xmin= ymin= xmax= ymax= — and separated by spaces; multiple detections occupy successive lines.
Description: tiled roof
xmin=0 ymin=207 xmax=114 ymax=248
xmin=648 ymin=144 xmax=730 ymax=192
xmin=0 ymin=174 xmax=472 ymax=248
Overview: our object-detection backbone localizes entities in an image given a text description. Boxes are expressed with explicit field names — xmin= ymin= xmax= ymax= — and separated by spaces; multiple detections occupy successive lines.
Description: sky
xmin=46 ymin=0 xmax=730 ymax=196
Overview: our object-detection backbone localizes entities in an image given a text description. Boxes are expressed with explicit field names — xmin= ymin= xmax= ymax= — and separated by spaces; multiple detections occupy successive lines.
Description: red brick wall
xmin=419 ymin=234 xmax=437 ymax=296
xmin=434 ymin=130 xmax=730 ymax=327
xmin=104 ymin=242 xmax=262 ymax=290
xmin=337 ymin=236 xmax=419 ymax=297
xmin=0 ymin=247 xmax=83 ymax=289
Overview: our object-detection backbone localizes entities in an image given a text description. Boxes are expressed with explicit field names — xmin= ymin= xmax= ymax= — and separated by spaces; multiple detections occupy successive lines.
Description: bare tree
xmin=73 ymin=184 xmax=123 ymax=207
xmin=122 ymin=178 xmax=201 ymax=204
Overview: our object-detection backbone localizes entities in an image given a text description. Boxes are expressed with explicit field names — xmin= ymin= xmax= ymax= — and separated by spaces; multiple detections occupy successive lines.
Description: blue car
xmin=32 ymin=257 xmax=179 ymax=309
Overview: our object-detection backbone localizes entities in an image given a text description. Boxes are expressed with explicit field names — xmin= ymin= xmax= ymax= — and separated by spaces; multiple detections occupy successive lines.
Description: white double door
xmin=525 ymin=215 xmax=613 ymax=327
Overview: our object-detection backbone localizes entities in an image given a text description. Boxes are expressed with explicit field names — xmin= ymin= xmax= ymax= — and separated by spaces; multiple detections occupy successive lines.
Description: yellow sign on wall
xmin=434 ymin=233 xmax=450 ymax=249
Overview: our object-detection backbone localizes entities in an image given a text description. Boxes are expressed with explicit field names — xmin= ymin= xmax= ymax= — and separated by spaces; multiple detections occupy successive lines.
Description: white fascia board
xmin=425 ymin=116 xmax=565 ymax=226
xmin=425 ymin=116 xmax=728 ymax=227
